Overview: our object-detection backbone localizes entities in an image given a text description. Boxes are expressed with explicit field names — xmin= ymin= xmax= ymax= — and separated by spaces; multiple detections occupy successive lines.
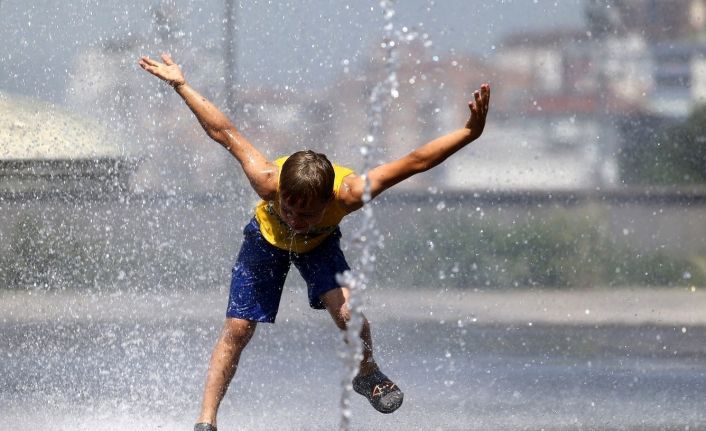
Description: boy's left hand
xmin=465 ymin=83 xmax=490 ymax=140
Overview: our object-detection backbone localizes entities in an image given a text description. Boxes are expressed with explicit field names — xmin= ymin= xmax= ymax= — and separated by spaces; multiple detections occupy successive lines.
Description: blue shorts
xmin=226 ymin=218 xmax=350 ymax=323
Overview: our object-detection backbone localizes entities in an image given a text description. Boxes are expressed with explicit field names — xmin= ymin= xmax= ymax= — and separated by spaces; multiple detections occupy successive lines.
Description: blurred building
xmin=585 ymin=0 xmax=706 ymax=41
xmin=0 ymin=91 xmax=136 ymax=196
xmin=584 ymin=0 xmax=706 ymax=117
xmin=329 ymin=40 xmax=495 ymax=190
xmin=59 ymin=0 xmax=706 ymax=194
xmin=442 ymin=0 xmax=706 ymax=190
xmin=65 ymin=8 xmax=338 ymax=196
xmin=64 ymin=4 xmax=243 ymax=195
xmin=330 ymin=31 xmax=621 ymax=192
xmin=648 ymin=41 xmax=706 ymax=117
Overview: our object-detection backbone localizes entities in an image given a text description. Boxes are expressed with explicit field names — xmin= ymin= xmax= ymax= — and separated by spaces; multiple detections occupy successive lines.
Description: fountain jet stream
xmin=336 ymin=1 xmax=400 ymax=429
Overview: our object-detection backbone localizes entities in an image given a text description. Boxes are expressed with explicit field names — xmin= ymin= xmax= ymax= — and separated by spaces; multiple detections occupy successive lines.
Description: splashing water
xmin=336 ymin=1 xmax=401 ymax=429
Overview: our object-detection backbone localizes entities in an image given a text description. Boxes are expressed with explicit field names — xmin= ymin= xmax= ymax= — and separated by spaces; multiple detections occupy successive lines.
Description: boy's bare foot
xmin=352 ymin=370 xmax=404 ymax=414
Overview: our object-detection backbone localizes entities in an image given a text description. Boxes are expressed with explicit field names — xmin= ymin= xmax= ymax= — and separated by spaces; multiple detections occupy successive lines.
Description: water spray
xmin=336 ymin=1 xmax=400 ymax=429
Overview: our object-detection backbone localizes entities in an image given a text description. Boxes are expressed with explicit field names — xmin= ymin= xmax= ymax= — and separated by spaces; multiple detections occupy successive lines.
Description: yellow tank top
xmin=254 ymin=156 xmax=355 ymax=253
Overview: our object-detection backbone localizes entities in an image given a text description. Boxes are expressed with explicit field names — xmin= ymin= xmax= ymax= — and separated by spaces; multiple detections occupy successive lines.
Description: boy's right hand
xmin=138 ymin=53 xmax=186 ymax=88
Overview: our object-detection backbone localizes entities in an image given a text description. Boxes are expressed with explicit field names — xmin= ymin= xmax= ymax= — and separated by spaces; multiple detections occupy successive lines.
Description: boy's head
xmin=278 ymin=150 xmax=334 ymax=232
xmin=280 ymin=150 xmax=335 ymax=204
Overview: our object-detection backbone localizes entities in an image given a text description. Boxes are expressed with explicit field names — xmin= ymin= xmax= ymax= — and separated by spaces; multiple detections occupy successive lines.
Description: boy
xmin=139 ymin=53 xmax=490 ymax=431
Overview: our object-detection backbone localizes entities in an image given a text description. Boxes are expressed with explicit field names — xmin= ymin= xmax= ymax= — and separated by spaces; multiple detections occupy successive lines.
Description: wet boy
xmin=139 ymin=53 xmax=490 ymax=431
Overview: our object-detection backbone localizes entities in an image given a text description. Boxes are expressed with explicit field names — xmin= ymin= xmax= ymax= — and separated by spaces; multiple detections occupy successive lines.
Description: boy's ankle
xmin=195 ymin=414 xmax=217 ymax=431
xmin=358 ymin=360 xmax=379 ymax=376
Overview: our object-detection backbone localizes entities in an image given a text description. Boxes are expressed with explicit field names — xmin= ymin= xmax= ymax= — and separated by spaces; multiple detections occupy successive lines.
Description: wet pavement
xmin=1 ymin=287 xmax=706 ymax=430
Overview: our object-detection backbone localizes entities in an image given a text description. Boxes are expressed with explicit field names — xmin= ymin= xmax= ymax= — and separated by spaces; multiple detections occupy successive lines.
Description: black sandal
xmin=194 ymin=423 xmax=217 ymax=431
xmin=352 ymin=370 xmax=404 ymax=414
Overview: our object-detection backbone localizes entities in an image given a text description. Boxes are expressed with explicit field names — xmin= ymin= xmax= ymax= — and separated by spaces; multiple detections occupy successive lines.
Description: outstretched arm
xmin=340 ymin=83 xmax=490 ymax=212
xmin=138 ymin=53 xmax=278 ymax=200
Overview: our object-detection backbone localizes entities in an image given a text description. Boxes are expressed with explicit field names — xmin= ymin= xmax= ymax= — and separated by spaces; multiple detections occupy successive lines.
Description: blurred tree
xmin=660 ymin=105 xmax=706 ymax=183
xmin=374 ymin=206 xmax=703 ymax=289
xmin=618 ymin=106 xmax=706 ymax=184
xmin=585 ymin=0 xmax=624 ymax=38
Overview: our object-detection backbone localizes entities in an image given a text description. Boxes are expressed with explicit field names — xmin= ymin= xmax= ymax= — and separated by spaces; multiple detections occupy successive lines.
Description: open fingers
xmin=140 ymin=56 xmax=161 ymax=67
xmin=138 ymin=62 xmax=159 ymax=76
xmin=161 ymin=53 xmax=175 ymax=66
xmin=468 ymin=88 xmax=483 ymax=115
xmin=480 ymin=83 xmax=490 ymax=110
xmin=468 ymin=93 xmax=479 ymax=115
xmin=470 ymin=84 xmax=490 ymax=116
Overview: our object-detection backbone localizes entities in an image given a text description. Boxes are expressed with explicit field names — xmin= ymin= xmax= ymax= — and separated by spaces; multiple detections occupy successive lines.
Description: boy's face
xmin=279 ymin=195 xmax=328 ymax=234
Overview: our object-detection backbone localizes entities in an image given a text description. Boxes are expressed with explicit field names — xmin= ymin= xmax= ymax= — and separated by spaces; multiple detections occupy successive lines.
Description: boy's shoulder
xmin=334 ymin=163 xmax=355 ymax=177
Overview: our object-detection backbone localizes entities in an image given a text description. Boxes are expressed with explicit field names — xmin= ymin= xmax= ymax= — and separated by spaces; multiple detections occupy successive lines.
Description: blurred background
xmin=2 ymin=1 xmax=706 ymax=430
xmin=1 ymin=0 xmax=706 ymax=290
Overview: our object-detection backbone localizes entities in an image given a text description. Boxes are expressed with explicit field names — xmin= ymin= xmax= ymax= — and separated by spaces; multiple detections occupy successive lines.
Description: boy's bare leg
xmin=320 ymin=287 xmax=377 ymax=375
xmin=321 ymin=286 xmax=404 ymax=413
xmin=196 ymin=318 xmax=257 ymax=428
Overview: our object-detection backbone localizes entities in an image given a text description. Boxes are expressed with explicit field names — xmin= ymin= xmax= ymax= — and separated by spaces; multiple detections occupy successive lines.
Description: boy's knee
xmin=330 ymin=305 xmax=350 ymax=329
xmin=321 ymin=291 xmax=349 ymax=326
xmin=321 ymin=287 xmax=348 ymax=310
xmin=221 ymin=318 xmax=257 ymax=346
